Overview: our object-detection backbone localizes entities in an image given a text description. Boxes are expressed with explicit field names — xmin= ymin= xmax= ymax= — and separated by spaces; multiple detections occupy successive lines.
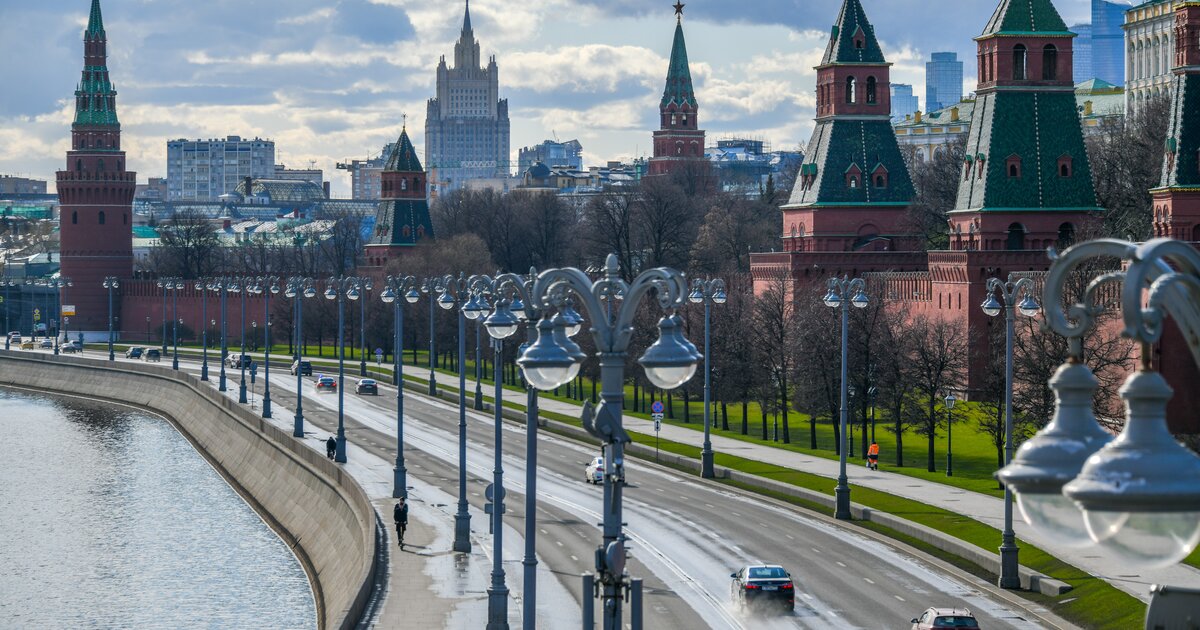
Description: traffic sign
xmin=653 ymin=417 xmax=662 ymax=433
xmin=485 ymin=483 xmax=506 ymax=503
xmin=33 ymin=308 xmax=40 ymax=321
xmin=61 ymin=305 xmax=76 ymax=317
xmin=651 ymin=401 xmax=664 ymax=414
xmin=375 ymin=347 xmax=383 ymax=357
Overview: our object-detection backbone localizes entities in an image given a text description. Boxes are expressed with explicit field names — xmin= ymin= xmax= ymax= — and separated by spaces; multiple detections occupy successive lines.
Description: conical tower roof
xmin=980 ymin=0 xmax=1071 ymax=38
xmin=87 ymin=0 xmax=104 ymax=37
xmin=660 ymin=19 xmax=697 ymax=109
xmin=384 ymin=127 xmax=423 ymax=172
xmin=462 ymin=0 xmax=472 ymax=33
xmin=820 ymin=0 xmax=886 ymax=66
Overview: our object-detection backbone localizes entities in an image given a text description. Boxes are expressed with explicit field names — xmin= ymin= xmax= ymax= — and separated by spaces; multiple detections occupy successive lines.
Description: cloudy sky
xmin=0 ymin=0 xmax=1103 ymax=197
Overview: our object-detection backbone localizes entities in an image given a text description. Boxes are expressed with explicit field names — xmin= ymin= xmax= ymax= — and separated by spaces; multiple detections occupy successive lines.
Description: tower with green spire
xmin=1151 ymin=1 xmax=1200 ymax=242
xmin=56 ymin=0 xmax=135 ymax=336
xmin=365 ymin=126 xmax=434 ymax=268
xmin=648 ymin=4 xmax=707 ymax=178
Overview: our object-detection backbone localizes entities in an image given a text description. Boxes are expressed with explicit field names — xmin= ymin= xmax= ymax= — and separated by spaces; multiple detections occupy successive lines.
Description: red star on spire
xmin=674 ymin=1 xmax=685 ymax=18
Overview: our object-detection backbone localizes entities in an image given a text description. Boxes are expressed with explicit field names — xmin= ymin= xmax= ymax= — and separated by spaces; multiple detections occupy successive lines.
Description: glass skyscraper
xmin=1072 ymin=23 xmax=1094 ymax=81
xmin=925 ymin=52 xmax=963 ymax=112
xmin=890 ymin=84 xmax=920 ymax=120
xmin=1091 ymin=0 xmax=1127 ymax=86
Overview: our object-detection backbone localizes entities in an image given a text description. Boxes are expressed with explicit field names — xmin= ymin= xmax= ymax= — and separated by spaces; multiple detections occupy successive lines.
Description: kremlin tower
xmin=647 ymin=3 xmax=707 ymax=178
xmin=364 ymin=126 xmax=435 ymax=268
xmin=56 ymin=0 xmax=135 ymax=336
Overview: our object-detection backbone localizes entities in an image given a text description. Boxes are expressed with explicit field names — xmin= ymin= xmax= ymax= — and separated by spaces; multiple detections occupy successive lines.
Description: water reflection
xmin=0 ymin=388 xmax=315 ymax=629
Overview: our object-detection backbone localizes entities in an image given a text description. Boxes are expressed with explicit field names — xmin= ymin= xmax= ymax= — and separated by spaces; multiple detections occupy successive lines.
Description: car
xmin=19 ymin=341 xmax=35 ymax=350
xmin=40 ymin=339 xmax=53 ymax=349
xmin=355 ymin=378 xmax=378 ymax=395
xmin=315 ymin=376 xmax=337 ymax=392
xmin=910 ymin=608 xmax=979 ymax=629
xmin=291 ymin=360 xmax=312 ymax=376
xmin=585 ymin=456 xmax=605 ymax=484
xmin=61 ymin=342 xmax=80 ymax=354
xmin=226 ymin=353 xmax=251 ymax=369
xmin=143 ymin=349 xmax=162 ymax=362
xmin=125 ymin=347 xmax=144 ymax=359
xmin=731 ymin=564 xmax=795 ymax=613
xmin=8 ymin=333 xmax=21 ymax=344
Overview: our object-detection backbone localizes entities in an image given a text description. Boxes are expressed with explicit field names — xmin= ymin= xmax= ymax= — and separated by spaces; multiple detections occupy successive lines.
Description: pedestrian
xmin=867 ymin=441 xmax=880 ymax=471
xmin=326 ymin=436 xmax=337 ymax=460
xmin=393 ymin=498 xmax=408 ymax=548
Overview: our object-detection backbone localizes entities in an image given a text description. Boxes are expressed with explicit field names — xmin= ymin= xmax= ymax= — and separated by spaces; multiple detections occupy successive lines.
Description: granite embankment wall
xmin=0 ymin=351 xmax=379 ymax=630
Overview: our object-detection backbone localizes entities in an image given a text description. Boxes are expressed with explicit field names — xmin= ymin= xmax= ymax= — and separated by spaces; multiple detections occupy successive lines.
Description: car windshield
xmin=933 ymin=617 xmax=978 ymax=628
xmin=748 ymin=567 xmax=788 ymax=579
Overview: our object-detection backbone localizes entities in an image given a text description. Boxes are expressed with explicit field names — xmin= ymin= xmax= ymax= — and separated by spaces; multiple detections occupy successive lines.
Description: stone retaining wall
xmin=0 ymin=351 xmax=379 ymax=630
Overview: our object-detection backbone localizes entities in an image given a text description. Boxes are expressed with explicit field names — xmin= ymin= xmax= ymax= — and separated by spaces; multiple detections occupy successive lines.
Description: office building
xmin=166 ymin=136 xmax=275 ymax=200
xmin=1072 ymin=23 xmax=1094 ymax=81
xmin=1091 ymin=0 xmax=1128 ymax=86
xmin=518 ymin=139 xmax=583 ymax=174
xmin=890 ymin=84 xmax=920 ymax=120
xmin=925 ymin=52 xmax=963 ymax=111
xmin=0 ymin=176 xmax=47 ymax=195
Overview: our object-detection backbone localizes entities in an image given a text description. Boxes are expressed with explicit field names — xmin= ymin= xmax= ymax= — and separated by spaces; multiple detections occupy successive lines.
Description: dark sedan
xmin=730 ymin=564 xmax=795 ymax=613
xmin=355 ymin=379 xmax=378 ymax=395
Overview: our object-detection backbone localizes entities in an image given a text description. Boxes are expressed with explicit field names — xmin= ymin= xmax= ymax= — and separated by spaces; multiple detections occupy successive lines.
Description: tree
xmin=582 ymin=188 xmax=638 ymax=280
xmin=636 ymin=177 xmax=699 ymax=271
xmin=317 ymin=208 xmax=366 ymax=277
xmin=1086 ymin=94 xmax=1171 ymax=241
xmin=793 ymin=283 xmax=843 ymax=451
xmin=906 ymin=315 xmax=968 ymax=472
xmin=750 ymin=273 xmax=798 ymax=444
xmin=147 ymin=209 xmax=223 ymax=279
xmin=690 ymin=193 xmax=778 ymax=274
xmin=975 ymin=319 xmax=1024 ymax=478
xmin=875 ymin=302 xmax=917 ymax=466
xmin=901 ymin=138 xmax=966 ymax=251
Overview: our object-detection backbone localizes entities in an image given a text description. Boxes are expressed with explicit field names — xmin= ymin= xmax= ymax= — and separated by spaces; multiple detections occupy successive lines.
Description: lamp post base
xmin=998 ymin=542 xmax=1021 ymax=589
xmin=700 ymin=449 xmax=715 ymax=479
xmin=393 ymin=466 xmax=407 ymax=499
xmin=834 ymin=484 xmax=852 ymax=520
xmin=946 ymin=454 xmax=953 ymax=477
xmin=239 ymin=383 xmax=248 ymax=404
xmin=262 ymin=396 xmax=272 ymax=418
xmin=486 ymin=585 xmax=510 ymax=630
xmin=453 ymin=513 xmax=472 ymax=553
xmin=201 ymin=364 xmax=209 ymax=381
xmin=293 ymin=413 xmax=304 ymax=438
xmin=429 ymin=378 xmax=437 ymax=397
xmin=360 ymin=361 xmax=367 ymax=377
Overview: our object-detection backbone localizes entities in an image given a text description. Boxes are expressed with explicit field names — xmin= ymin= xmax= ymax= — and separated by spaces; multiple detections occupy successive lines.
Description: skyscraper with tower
xmin=647 ymin=3 xmax=708 ymax=178
xmin=56 ymin=0 xmax=135 ymax=336
xmin=424 ymin=1 xmax=511 ymax=194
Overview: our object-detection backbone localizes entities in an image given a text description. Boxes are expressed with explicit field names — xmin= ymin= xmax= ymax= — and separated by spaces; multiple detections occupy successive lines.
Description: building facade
xmin=274 ymin=164 xmax=324 ymax=189
xmin=1072 ymin=22 xmax=1095 ymax=80
xmin=56 ymin=0 xmax=136 ymax=335
xmin=518 ymin=139 xmax=583 ymax=174
xmin=424 ymin=1 xmax=511 ymax=194
xmin=648 ymin=6 xmax=708 ymax=179
xmin=1125 ymin=0 xmax=1176 ymax=110
xmin=890 ymin=83 xmax=920 ymax=120
xmin=166 ymin=135 xmax=275 ymax=200
xmin=1091 ymin=0 xmax=1129 ymax=86
xmin=0 ymin=176 xmax=47 ymax=195
xmin=925 ymin=52 xmax=963 ymax=112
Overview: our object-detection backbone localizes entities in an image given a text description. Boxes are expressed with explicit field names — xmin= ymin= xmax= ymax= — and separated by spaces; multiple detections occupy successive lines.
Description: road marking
xmin=705 ymin=504 xmax=714 ymax=508
xmin=894 ymin=595 xmax=905 ymax=602
xmin=758 ymin=522 xmax=768 ymax=528
xmin=863 ymin=578 xmax=874 ymax=585
xmin=556 ymin=541 xmax=563 ymax=547
xmin=540 ymin=529 xmax=548 ymax=535
xmin=571 ymin=555 xmax=578 ymax=561
xmin=811 ymin=548 xmax=821 ymax=554
xmin=836 ymin=561 xmax=846 ymax=568
xmin=731 ymin=511 xmax=741 ymax=516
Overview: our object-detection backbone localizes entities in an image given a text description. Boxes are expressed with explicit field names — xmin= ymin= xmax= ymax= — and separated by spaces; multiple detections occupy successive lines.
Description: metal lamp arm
xmin=1042 ymin=239 xmax=1138 ymax=342
xmin=1123 ymin=240 xmax=1200 ymax=362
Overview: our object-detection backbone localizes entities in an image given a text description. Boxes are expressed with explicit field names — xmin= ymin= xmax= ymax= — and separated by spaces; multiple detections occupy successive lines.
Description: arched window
xmin=866 ymin=76 xmax=877 ymax=104
xmin=97 ymin=159 xmax=104 ymax=172
xmin=1013 ymin=44 xmax=1028 ymax=80
xmin=413 ymin=177 xmax=420 ymax=190
xmin=76 ymin=159 xmax=83 ymax=172
xmin=123 ymin=213 xmax=127 ymax=225
xmin=848 ymin=176 xmax=859 ymax=188
xmin=1006 ymin=223 xmax=1026 ymax=250
xmin=1057 ymin=222 xmax=1075 ymax=248
xmin=1043 ymin=45 xmax=1058 ymax=80
xmin=846 ymin=76 xmax=857 ymax=104
xmin=72 ymin=211 xmax=78 ymax=225
xmin=400 ymin=178 xmax=407 ymax=191
xmin=98 ymin=211 xmax=106 ymax=225
xmin=874 ymin=174 xmax=885 ymax=188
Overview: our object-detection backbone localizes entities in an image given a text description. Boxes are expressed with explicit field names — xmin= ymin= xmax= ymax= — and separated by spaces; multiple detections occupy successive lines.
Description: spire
xmin=821 ymin=0 xmax=886 ymax=65
xmin=980 ymin=0 xmax=1070 ymax=38
xmin=385 ymin=127 xmax=423 ymax=172
xmin=87 ymin=0 xmax=105 ymax=37
xmin=462 ymin=0 xmax=472 ymax=33
xmin=660 ymin=13 xmax=697 ymax=109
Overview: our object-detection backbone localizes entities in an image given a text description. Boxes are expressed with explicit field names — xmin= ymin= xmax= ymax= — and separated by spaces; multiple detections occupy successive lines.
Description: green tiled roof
xmin=820 ymin=0 xmax=886 ymax=66
xmin=660 ymin=21 xmax=697 ymax=109
xmin=384 ymin=128 xmax=423 ymax=172
xmin=1159 ymin=74 xmax=1200 ymax=189
xmin=74 ymin=1 xmax=119 ymax=127
xmin=371 ymin=199 xmax=434 ymax=247
xmin=87 ymin=0 xmax=104 ymax=36
xmin=955 ymin=91 xmax=1099 ymax=212
xmin=980 ymin=0 xmax=1071 ymax=37
xmin=787 ymin=119 xmax=914 ymax=206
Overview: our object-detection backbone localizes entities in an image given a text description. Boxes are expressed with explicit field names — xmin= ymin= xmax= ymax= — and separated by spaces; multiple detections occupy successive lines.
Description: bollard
xmin=582 ymin=573 xmax=595 ymax=629
xmin=630 ymin=578 xmax=643 ymax=630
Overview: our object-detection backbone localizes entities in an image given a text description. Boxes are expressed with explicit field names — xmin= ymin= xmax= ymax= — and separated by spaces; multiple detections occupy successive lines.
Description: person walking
xmin=393 ymin=498 xmax=408 ymax=548
xmin=867 ymin=441 xmax=880 ymax=471
xmin=326 ymin=436 xmax=336 ymax=460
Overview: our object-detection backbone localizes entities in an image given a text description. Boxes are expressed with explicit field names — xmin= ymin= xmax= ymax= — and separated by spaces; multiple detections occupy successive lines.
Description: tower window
xmin=414 ymin=177 xmax=420 ymax=190
xmin=849 ymin=176 xmax=859 ymax=188
xmin=874 ymin=175 xmax=885 ymax=188
xmin=866 ymin=76 xmax=877 ymax=104
xmin=1043 ymin=45 xmax=1058 ymax=80
xmin=846 ymin=76 xmax=857 ymax=104
xmin=98 ymin=211 xmax=106 ymax=225
xmin=72 ymin=212 xmax=78 ymax=225
xmin=1006 ymin=223 xmax=1026 ymax=250
xmin=1013 ymin=44 xmax=1028 ymax=80
xmin=400 ymin=178 xmax=408 ymax=191
xmin=76 ymin=159 xmax=82 ymax=172
xmin=1057 ymin=222 xmax=1075 ymax=248
xmin=1006 ymin=155 xmax=1022 ymax=178
xmin=1058 ymin=154 xmax=1073 ymax=178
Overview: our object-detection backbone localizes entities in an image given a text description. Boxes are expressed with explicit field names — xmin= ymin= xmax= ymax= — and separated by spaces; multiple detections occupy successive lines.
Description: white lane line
xmin=811 ymin=548 xmax=821 ymax=554
xmin=785 ymin=534 xmax=795 ymax=540
xmin=894 ymin=595 xmax=906 ymax=602
xmin=863 ymin=578 xmax=875 ymax=585
xmin=556 ymin=541 xmax=563 ymax=547
xmin=836 ymin=561 xmax=846 ymax=568
xmin=571 ymin=555 xmax=578 ymax=561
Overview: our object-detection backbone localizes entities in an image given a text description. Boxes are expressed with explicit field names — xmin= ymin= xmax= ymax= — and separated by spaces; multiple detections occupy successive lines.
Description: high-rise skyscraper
xmin=56 ymin=0 xmax=135 ymax=335
xmin=890 ymin=83 xmax=920 ymax=119
xmin=925 ymin=52 xmax=963 ymax=111
xmin=424 ymin=1 xmax=510 ymax=194
xmin=1072 ymin=23 xmax=1094 ymax=80
xmin=1091 ymin=0 xmax=1127 ymax=86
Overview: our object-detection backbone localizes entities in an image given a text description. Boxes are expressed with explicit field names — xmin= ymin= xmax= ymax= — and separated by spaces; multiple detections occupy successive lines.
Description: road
xmin=111 ymin=349 xmax=1050 ymax=629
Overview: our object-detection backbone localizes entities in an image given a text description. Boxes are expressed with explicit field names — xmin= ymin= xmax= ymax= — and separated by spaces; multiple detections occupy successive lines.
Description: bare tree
xmin=690 ymin=193 xmax=779 ymax=274
xmin=901 ymin=138 xmax=966 ymax=251
xmin=147 ymin=209 xmax=223 ymax=279
xmin=582 ymin=188 xmax=638 ymax=281
xmin=793 ymin=283 xmax=842 ymax=450
xmin=750 ymin=273 xmax=798 ymax=443
xmin=637 ymin=177 xmax=698 ymax=271
xmin=906 ymin=315 xmax=968 ymax=472
xmin=318 ymin=208 xmax=366 ymax=277
xmin=1086 ymin=94 xmax=1171 ymax=241
xmin=875 ymin=302 xmax=917 ymax=466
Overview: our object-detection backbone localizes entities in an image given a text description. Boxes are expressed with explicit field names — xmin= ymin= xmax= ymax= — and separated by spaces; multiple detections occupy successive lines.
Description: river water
xmin=0 ymin=387 xmax=316 ymax=629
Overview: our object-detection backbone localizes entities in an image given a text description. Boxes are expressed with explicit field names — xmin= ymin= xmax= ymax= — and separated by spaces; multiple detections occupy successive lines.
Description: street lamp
xmin=46 ymin=277 xmax=71 ymax=355
xmin=688 ymin=277 xmax=726 ymax=479
xmin=103 ymin=277 xmax=119 ymax=361
xmin=2 ymin=279 xmax=14 ymax=350
xmin=284 ymin=277 xmax=316 ymax=437
xmin=944 ymin=393 xmax=956 ymax=477
xmin=824 ymin=276 xmax=868 ymax=520
xmin=210 ymin=278 xmax=231 ymax=393
xmin=253 ymin=276 xmax=280 ymax=418
xmin=358 ymin=277 xmax=373 ymax=377
xmin=422 ymin=277 xmax=439 ymax=396
xmin=980 ymin=273 xmax=1040 ymax=589
xmin=325 ymin=276 xmax=363 ymax=464
xmin=868 ymin=385 xmax=878 ymax=444
xmin=197 ymin=280 xmax=210 ymax=380
xmin=381 ymin=275 xmax=418 ymax=499
xmin=517 ymin=254 xmax=697 ymax=627
xmin=438 ymin=273 xmax=473 ymax=554
xmin=158 ymin=277 xmax=168 ymax=354
xmin=231 ymin=277 xmax=251 ymax=404
xmin=157 ymin=278 xmax=183 ymax=370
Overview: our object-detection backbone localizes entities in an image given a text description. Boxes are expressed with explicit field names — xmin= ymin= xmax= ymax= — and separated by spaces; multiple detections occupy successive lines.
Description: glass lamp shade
xmin=516 ymin=317 xmax=578 ymax=390
xmin=462 ymin=295 xmax=480 ymax=320
xmin=304 ymin=287 xmax=317 ymax=299
xmin=1014 ymin=492 xmax=1095 ymax=549
xmin=712 ymin=289 xmax=727 ymax=305
xmin=381 ymin=288 xmax=397 ymax=304
xmin=851 ymin=291 xmax=868 ymax=309
xmin=285 ymin=287 xmax=297 ymax=299
xmin=195 ymin=282 xmax=204 ymax=292
xmin=1018 ymin=295 xmax=1041 ymax=317
xmin=688 ymin=288 xmax=703 ymax=304
xmin=405 ymin=289 xmax=420 ymax=304
xmin=561 ymin=303 xmax=584 ymax=338
xmin=437 ymin=292 xmax=456 ymax=311
xmin=822 ymin=291 xmax=840 ymax=308
xmin=638 ymin=315 xmax=698 ymax=390
xmin=1063 ymin=370 xmax=1200 ymax=568
xmin=944 ymin=394 xmax=956 ymax=410
xmin=324 ymin=287 xmax=336 ymax=301
xmin=980 ymin=294 xmax=1003 ymax=317
xmin=347 ymin=288 xmax=360 ymax=301
xmin=510 ymin=296 xmax=527 ymax=320
xmin=484 ymin=301 xmax=521 ymax=339
xmin=270 ymin=285 xmax=280 ymax=295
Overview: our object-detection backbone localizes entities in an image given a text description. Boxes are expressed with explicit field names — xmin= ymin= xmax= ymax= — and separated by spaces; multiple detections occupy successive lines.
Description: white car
xmin=585 ymin=456 xmax=605 ymax=484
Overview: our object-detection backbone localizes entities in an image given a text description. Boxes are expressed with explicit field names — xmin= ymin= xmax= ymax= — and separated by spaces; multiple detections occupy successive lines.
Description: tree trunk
xmin=667 ymin=391 xmax=674 ymax=419
xmin=927 ymin=400 xmax=937 ymax=472
xmin=894 ymin=402 xmax=904 ymax=467
xmin=810 ymin=413 xmax=817 ymax=450
xmin=832 ymin=412 xmax=841 ymax=455
xmin=721 ymin=401 xmax=728 ymax=431
xmin=683 ymin=389 xmax=690 ymax=423
xmin=741 ymin=400 xmax=748 ymax=435
xmin=760 ymin=407 xmax=768 ymax=440
xmin=779 ymin=379 xmax=790 ymax=444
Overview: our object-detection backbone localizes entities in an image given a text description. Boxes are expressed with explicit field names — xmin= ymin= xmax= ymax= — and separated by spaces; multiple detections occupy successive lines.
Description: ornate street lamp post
xmin=253 ymin=276 xmax=280 ymax=418
xmin=158 ymin=278 xmax=168 ymax=354
xmin=381 ymin=275 xmax=419 ymax=498
xmin=980 ymin=274 xmax=1040 ymax=589
xmin=422 ymin=277 xmax=439 ymax=396
xmin=325 ymin=276 xmax=363 ymax=463
xmin=517 ymin=254 xmax=698 ymax=628
xmin=944 ymin=393 xmax=956 ymax=477
xmin=284 ymin=277 xmax=316 ymax=437
xmin=197 ymin=279 xmax=210 ymax=380
xmin=157 ymin=278 xmax=183 ymax=370
xmin=47 ymin=277 xmax=71 ymax=355
xmin=823 ymin=276 xmax=869 ymax=520
xmin=359 ymin=277 xmax=372 ymax=377
xmin=438 ymin=273 xmax=473 ymax=553
xmin=688 ymin=277 xmax=726 ymax=478
xmin=233 ymin=277 xmax=250 ymax=404
xmin=103 ymin=277 xmax=119 ymax=361
xmin=211 ymin=278 xmax=231 ymax=393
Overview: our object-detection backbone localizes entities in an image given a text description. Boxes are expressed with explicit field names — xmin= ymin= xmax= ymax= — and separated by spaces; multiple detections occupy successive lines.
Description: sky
xmin=0 ymin=0 xmax=1104 ymax=197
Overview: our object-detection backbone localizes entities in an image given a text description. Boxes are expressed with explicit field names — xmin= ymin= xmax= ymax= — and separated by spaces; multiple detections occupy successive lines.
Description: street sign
xmin=651 ymin=401 xmax=664 ymax=414
xmin=485 ymin=483 xmax=506 ymax=503
xmin=33 ymin=308 xmax=40 ymax=321
xmin=61 ymin=305 xmax=75 ymax=317
xmin=653 ymin=416 xmax=662 ymax=433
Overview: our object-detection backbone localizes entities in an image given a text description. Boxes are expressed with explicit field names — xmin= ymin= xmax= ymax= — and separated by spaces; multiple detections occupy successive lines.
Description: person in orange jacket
xmin=866 ymin=442 xmax=880 ymax=470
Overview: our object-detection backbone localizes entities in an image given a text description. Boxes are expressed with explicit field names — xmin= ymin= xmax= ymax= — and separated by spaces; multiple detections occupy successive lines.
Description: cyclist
xmin=394 ymin=498 xmax=409 ymax=548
